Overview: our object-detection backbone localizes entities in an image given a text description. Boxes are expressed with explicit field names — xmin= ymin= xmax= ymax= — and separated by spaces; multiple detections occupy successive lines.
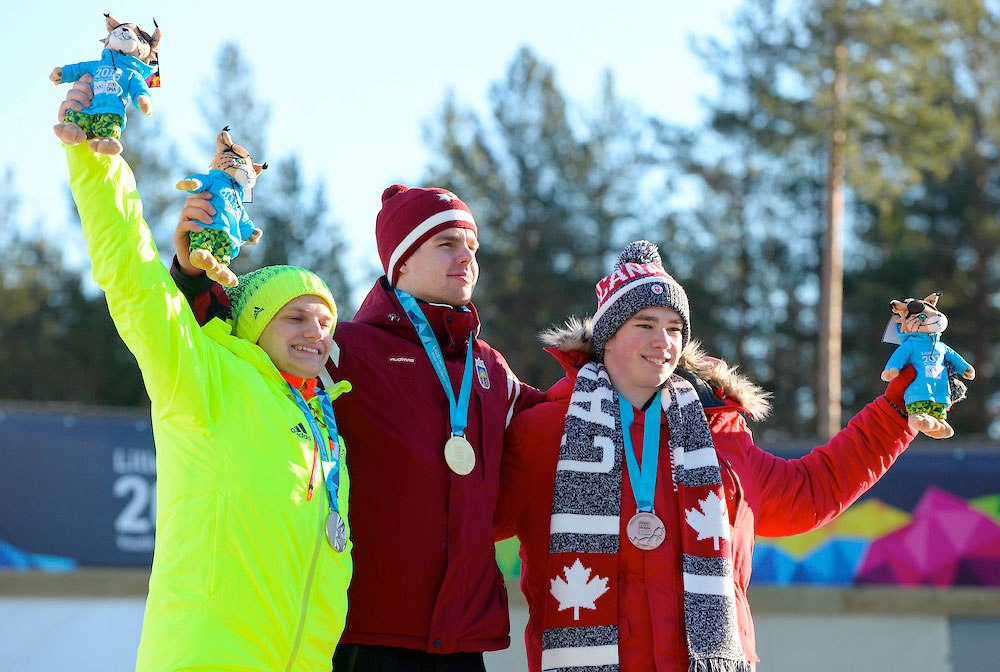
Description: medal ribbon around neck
xmin=618 ymin=391 xmax=662 ymax=513
xmin=395 ymin=288 xmax=475 ymax=439
xmin=287 ymin=385 xmax=342 ymax=517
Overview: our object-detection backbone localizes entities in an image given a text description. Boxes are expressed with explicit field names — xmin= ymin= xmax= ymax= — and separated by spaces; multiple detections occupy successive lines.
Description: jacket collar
xmin=280 ymin=371 xmax=319 ymax=400
xmin=353 ymin=277 xmax=481 ymax=356
xmin=899 ymin=330 xmax=939 ymax=344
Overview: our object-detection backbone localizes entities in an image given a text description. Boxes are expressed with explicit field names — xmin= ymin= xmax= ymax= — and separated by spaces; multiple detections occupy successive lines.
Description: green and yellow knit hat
xmin=225 ymin=265 xmax=337 ymax=344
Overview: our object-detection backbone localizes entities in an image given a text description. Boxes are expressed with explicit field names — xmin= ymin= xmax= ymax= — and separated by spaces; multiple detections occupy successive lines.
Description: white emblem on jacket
xmin=475 ymin=357 xmax=491 ymax=389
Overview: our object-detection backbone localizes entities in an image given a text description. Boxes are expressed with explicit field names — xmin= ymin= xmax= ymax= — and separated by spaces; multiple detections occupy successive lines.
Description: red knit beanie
xmin=376 ymin=184 xmax=477 ymax=286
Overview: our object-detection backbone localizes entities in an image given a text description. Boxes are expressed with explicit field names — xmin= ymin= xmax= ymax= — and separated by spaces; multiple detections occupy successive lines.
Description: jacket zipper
xmin=284 ymin=495 xmax=325 ymax=670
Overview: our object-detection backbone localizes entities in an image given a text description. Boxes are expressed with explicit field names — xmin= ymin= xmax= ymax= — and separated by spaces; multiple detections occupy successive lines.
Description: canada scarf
xmin=541 ymin=362 xmax=750 ymax=672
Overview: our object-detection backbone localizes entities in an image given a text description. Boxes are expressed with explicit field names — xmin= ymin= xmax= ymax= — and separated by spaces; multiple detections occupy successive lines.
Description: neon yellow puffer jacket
xmin=65 ymin=144 xmax=353 ymax=671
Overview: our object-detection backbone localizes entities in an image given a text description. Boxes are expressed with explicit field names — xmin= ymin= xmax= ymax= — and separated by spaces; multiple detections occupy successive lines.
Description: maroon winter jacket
xmin=171 ymin=265 xmax=543 ymax=654
xmin=322 ymin=279 xmax=543 ymax=653
xmin=494 ymin=320 xmax=917 ymax=672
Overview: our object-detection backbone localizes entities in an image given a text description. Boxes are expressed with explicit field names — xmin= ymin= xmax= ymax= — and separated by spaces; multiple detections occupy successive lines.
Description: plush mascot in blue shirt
xmin=882 ymin=292 xmax=975 ymax=439
xmin=50 ymin=13 xmax=161 ymax=155
xmin=176 ymin=127 xmax=267 ymax=288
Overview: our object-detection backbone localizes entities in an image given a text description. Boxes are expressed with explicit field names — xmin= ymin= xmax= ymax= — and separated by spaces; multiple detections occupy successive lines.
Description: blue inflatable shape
xmin=751 ymin=545 xmax=798 ymax=585
xmin=0 ymin=539 xmax=77 ymax=571
xmin=793 ymin=538 xmax=868 ymax=585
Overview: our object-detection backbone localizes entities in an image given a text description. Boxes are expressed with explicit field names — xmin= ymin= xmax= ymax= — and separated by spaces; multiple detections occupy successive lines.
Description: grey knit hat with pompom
xmin=590 ymin=240 xmax=690 ymax=360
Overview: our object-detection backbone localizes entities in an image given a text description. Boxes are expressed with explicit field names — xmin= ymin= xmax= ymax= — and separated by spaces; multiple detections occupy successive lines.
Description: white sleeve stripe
xmin=319 ymin=367 xmax=335 ymax=390
xmin=505 ymin=375 xmax=520 ymax=428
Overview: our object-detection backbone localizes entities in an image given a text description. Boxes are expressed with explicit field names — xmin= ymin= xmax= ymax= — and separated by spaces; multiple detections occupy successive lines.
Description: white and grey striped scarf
xmin=541 ymin=362 xmax=750 ymax=672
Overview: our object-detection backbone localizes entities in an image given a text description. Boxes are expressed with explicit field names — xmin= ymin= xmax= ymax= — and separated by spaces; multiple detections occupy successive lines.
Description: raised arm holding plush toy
xmin=176 ymin=126 xmax=267 ymax=287
xmin=881 ymin=292 xmax=975 ymax=439
xmin=50 ymin=13 xmax=161 ymax=155
xmin=495 ymin=241 xmax=922 ymax=672
xmin=60 ymin=124 xmax=352 ymax=671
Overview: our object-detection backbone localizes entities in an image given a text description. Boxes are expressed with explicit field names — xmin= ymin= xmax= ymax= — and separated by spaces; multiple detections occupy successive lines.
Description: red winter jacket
xmin=326 ymin=279 xmax=543 ymax=653
xmin=494 ymin=321 xmax=916 ymax=672
xmin=170 ymin=266 xmax=543 ymax=653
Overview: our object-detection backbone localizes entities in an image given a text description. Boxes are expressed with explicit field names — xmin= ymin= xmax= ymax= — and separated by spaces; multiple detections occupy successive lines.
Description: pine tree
xmin=0 ymin=171 xmax=146 ymax=406
xmin=673 ymin=0 xmax=991 ymax=437
xmin=251 ymin=157 xmax=354 ymax=317
xmin=192 ymin=43 xmax=353 ymax=315
xmin=423 ymin=47 xmax=659 ymax=387
xmin=120 ymin=109 xmax=183 ymax=259
xmin=663 ymin=0 xmax=826 ymax=437
xmin=198 ymin=42 xmax=270 ymax=160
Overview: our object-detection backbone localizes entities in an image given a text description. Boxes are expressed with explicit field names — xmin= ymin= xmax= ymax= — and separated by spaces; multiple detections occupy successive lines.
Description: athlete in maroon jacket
xmin=172 ymin=184 xmax=543 ymax=672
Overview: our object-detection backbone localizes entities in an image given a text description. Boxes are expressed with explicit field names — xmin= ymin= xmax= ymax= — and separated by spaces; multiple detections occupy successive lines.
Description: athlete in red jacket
xmin=171 ymin=183 xmax=543 ymax=671
xmin=495 ymin=241 xmax=918 ymax=672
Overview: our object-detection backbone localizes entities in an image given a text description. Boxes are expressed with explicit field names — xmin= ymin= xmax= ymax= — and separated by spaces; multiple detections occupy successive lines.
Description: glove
xmin=884 ymin=364 xmax=917 ymax=415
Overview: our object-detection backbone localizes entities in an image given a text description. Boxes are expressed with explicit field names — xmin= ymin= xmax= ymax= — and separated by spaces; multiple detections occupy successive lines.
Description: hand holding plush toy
xmin=881 ymin=292 xmax=975 ymax=439
xmin=176 ymin=127 xmax=267 ymax=287
xmin=51 ymin=13 xmax=161 ymax=155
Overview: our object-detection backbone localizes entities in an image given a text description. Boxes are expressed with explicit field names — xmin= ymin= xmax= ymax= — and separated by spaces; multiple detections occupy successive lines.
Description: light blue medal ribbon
xmin=618 ymin=392 xmax=662 ymax=513
xmin=288 ymin=384 xmax=347 ymax=551
xmin=394 ymin=288 xmax=475 ymax=439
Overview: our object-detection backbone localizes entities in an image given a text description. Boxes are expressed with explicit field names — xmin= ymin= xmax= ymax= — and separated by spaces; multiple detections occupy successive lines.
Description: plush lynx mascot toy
xmin=50 ymin=13 xmax=161 ymax=155
xmin=176 ymin=127 xmax=267 ymax=287
xmin=881 ymin=292 xmax=975 ymax=439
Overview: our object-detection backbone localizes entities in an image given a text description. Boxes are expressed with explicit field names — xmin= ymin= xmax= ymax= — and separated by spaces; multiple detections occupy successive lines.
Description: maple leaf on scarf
xmin=549 ymin=558 xmax=610 ymax=620
xmin=685 ymin=491 xmax=730 ymax=550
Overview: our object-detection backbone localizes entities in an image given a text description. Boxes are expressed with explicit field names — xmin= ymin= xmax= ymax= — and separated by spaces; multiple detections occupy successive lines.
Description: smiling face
xmin=603 ymin=306 xmax=685 ymax=408
xmin=256 ymin=294 xmax=335 ymax=378
xmin=395 ymin=227 xmax=480 ymax=306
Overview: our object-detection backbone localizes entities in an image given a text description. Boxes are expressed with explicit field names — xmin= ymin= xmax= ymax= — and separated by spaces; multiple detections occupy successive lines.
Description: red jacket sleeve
xmin=744 ymin=395 xmax=916 ymax=537
xmin=491 ymin=348 xmax=545 ymax=428
xmin=495 ymin=399 xmax=565 ymax=542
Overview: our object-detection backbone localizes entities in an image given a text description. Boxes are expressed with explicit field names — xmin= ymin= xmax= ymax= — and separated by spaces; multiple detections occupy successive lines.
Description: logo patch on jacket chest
xmin=475 ymin=357 xmax=491 ymax=389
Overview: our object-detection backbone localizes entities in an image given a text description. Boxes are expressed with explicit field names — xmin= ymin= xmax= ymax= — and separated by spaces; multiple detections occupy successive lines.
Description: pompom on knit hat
xmin=591 ymin=240 xmax=691 ymax=360
xmin=376 ymin=184 xmax=477 ymax=286
xmin=224 ymin=265 xmax=337 ymax=345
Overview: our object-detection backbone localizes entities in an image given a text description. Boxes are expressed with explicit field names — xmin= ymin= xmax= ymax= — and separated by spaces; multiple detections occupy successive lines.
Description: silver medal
xmin=326 ymin=511 xmax=348 ymax=552
xmin=626 ymin=511 xmax=665 ymax=550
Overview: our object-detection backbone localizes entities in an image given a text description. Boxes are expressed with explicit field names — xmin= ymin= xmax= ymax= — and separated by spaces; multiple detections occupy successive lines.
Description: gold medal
xmin=626 ymin=511 xmax=665 ymax=550
xmin=444 ymin=435 xmax=476 ymax=475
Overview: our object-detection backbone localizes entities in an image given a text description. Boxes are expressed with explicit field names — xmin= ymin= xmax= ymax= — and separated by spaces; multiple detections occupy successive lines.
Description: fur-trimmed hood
xmin=539 ymin=316 xmax=772 ymax=421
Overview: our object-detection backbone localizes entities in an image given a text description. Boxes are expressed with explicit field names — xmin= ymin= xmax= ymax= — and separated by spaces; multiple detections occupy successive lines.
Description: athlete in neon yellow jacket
xmin=64 ymin=143 xmax=353 ymax=671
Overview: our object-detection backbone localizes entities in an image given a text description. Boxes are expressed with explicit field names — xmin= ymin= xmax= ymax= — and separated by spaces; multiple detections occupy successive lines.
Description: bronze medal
xmin=627 ymin=511 xmax=665 ymax=550
xmin=444 ymin=435 xmax=476 ymax=476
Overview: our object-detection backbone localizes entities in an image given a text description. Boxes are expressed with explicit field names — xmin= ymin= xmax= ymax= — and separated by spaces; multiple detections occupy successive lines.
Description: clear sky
xmin=4 ymin=0 xmax=742 ymax=302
